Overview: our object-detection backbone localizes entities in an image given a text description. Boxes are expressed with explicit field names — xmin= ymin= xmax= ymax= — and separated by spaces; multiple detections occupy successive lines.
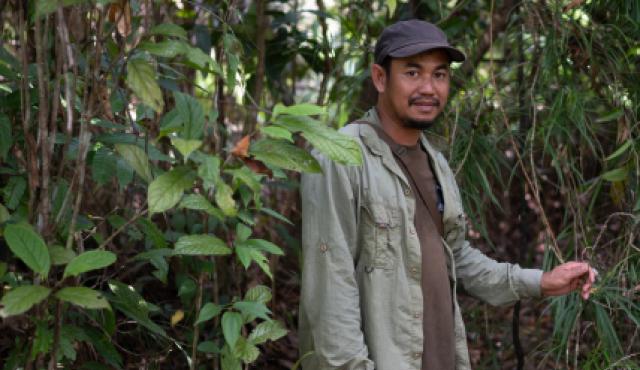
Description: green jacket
xmin=299 ymin=109 xmax=543 ymax=370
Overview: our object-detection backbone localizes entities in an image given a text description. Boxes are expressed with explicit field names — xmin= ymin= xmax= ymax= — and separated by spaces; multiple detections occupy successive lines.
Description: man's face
xmin=374 ymin=50 xmax=451 ymax=129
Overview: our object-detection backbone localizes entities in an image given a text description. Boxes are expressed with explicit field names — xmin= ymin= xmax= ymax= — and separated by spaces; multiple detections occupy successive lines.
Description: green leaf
xmin=244 ymin=285 xmax=272 ymax=304
xmin=221 ymin=344 xmax=242 ymax=370
xmin=272 ymin=103 xmax=326 ymax=119
xmin=148 ymin=23 xmax=187 ymax=39
xmin=195 ymin=302 xmax=223 ymax=325
xmin=91 ymin=147 xmax=118 ymax=185
xmin=596 ymin=108 xmax=624 ymax=123
xmin=245 ymin=239 xmax=284 ymax=255
xmin=257 ymin=207 xmax=292 ymax=225
xmin=0 ymin=114 xmax=11 ymax=160
xmin=148 ymin=167 xmax=194 ymax=214
xmin=236 ymin=223 xmax=252 ymax=242
xmin=0 ymin=203 xmax=10 ymax=224
xmin=197 ymin=341 xmax=219 ymax=353
xmin=232 ymin=337 xmax=260 ymax=363
xmin=108 ymin=280 xmax=166 ymax=336
xmin=55 ymin=287 xmax=111 ymax=310
xmin=196 ymin=155 xmax=221 ymax=190
xmin=222 ymin=311 xmax=243 ymax=348
xmin=174 ymin=234 xmax=231 ymax=255
xmin=171 ymin=138 xmax=202 ymax=162
xmin=136 ymin=218 xmax=167 ymax=248
xmin=185 ymin=46 xmax=221 ymax=73
xmin=226 ymin=166 xmax=263 ymax=193
xmin=605 ymin=140 xmax=633 ymax=161
xmin=601 ymin=167 xmax=628 ymax=182
xmin=250 ymin=139 xmax=321 ymax=173
xmin=260 ymin=126 xmax=293 ymax=142
xmin=4 ymin=223 xmax=50 ymax=277
xmin=49 ymin=245 xmax=77 ymax=266
xmin=276 ymin=116 xmax=362 ymax=165
xmin=63 ymin=250 xmax=117 ymax=278
xmin=178 ymin=194 xmax=222 ymax=219
xmin=233 ymin=301 xmax=271 ymax=321
xmin=31 ymin=320 xmax=53 ymax=358
xmin=215 ymin=181 xmax=237 ymax=217
xmin=0 ymin=285 xmax=51 ymax=317
xmin=235 ymin=244 xmax=253 ymax=269
xmin=235 ymin=245 xmax=273 ymax=279
xmin=139 ymin=40 xmax=188 ymax=58
xmin=3 ymin=176 xmax=27 ymax=210
xmin=174 ymin=91 xmax=205 ymax=140
xmin=248 ymin=320 xmax=287 ymax=345
xmin=115 ymin=144 xmax=153 ymax=183
xmin=126 ymin=58 xmax=164 ymax=113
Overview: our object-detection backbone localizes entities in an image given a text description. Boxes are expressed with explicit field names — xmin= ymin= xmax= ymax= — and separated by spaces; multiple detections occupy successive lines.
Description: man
xmin=299 ymin=20 xmax=596 ymax=370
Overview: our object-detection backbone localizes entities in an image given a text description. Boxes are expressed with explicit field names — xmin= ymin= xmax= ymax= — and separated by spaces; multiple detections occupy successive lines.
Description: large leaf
xmin=276 ymin=116 xmax=362 ymax=165
xmin=173 ymin=234 xmax=231 ymax=255
xmin=63 ymin=250 xmax=117 ymax=278
xmin=245 ymin=239 xmax=284 ymax=255
xmin=91 ymin=147 xmax=118 ymax=185
xmin=147 ymin=167 xmax=194 ymax=214
xmin=0 ymin=285 xmax=51 ymax=317
xmin=233 ymin=301 xmax=271 ymax=321
xmin=4 ymin=223 xmax=50 ymax=277
xmin=115 ymin=144 xmax=153 ymax=183
xmin=232 ymin=337 xmax=260 ymax=363
xmin=195 ymin=302 xmax=223 ymax=325
xmin=195 ymin=154 xmax=221 ymax=190
xmin=215 ymin=182 xmax=237 ymax=217
xmin=250 ymin=139 xmax=321 ymax=173
xmin=244 ymin=285 xmax=272 ymax=304
xmin=49 ymin=245 xmax=77 ymax=266
xmin=222 ymin=311 xmax=243 ymax=348
xmin=601 ymin=167 xmax=628 ymax=182
xmin=248 ymin=320 xmax=287 ymax=345
xmin=126 ymin=58 xmax=164 ymax=113
xmin=55 ymin=287 xmax=111 ymax=310
xmin=174 ymin=91 xmax=205 ymax=140
xmin=172 ymin=138 xmax=202 ymax=162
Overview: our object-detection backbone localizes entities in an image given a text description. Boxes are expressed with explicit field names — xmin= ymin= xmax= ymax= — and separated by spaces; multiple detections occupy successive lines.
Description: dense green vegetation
xmin=0 ymin=0 xmax=638 ymax=369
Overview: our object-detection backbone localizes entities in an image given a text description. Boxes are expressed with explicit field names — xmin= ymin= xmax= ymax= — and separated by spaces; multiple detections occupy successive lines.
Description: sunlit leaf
xmin=601 ymin=167 xmax=628 ymax=182
xmin=244 ymin=285 xmax=272 ymax=304
xmin=148 ymin=23 xmax=187 ymax=39
xmin=248 ymin=320 xmax=287 ymax=345
xmin=174 ymin=234 xmax=231 ymax=256
xmin=171 ymin=138 xmax=202 ymax=162
xmin=260 ymin=126 xmax=293 ymax=142
xmin=215 ymin=181 xmax=237 ymax=217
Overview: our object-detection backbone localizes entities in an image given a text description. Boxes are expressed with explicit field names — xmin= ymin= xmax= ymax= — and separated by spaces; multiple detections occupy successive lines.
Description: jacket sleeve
xmin=300 ymin=153 xmax=374 ymax=370
xmin=438 ymin=156 xmax=543 ymax=306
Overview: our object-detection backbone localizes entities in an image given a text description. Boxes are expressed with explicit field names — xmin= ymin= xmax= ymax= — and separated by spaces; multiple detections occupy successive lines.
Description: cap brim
xmin=388 ymin=42 xmax=466 ymax=63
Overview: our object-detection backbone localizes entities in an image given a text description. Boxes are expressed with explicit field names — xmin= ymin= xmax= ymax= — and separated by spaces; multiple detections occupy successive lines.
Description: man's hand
xmin=541 ymin=261 xmax=597 ymax=299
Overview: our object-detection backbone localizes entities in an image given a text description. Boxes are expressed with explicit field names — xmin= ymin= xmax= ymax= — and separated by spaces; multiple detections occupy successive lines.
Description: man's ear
xmin=371 ymin=63 xmax=386 ymax=94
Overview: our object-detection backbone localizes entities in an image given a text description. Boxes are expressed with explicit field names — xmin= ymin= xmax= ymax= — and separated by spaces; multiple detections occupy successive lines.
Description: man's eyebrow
xmin=435 ymin=63 xmax=450 ymax=71
xmin=403 ymin=62 xmax=423 ymax=69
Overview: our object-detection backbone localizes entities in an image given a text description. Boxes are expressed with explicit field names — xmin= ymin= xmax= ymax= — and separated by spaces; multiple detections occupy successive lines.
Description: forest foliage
xmin=0 ymin=0 xmax=638 ymax=369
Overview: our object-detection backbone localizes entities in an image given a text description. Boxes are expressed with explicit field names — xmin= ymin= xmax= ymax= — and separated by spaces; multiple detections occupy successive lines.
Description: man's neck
xmin=375 ymin=105 xmax=422 ymax=146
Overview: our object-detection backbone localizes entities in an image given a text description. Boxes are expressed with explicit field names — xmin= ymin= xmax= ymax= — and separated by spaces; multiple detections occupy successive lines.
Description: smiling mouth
xmin=409 ymin=98 xmax=440 ymax=108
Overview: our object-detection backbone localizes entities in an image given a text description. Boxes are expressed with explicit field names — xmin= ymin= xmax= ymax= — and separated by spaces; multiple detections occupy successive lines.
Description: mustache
xmin=409 ymin=96 xmax=440 ymax=106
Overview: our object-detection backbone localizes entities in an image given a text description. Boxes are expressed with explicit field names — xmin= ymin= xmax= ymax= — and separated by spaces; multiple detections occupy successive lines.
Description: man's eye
xmin=434 ymin=71 xmax=448 ymax=79
xmin=406 ymin=70 xmax=418 ymax=77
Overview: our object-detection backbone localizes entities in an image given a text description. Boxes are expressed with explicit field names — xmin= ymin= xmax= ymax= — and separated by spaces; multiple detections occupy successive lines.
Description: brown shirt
xmin=374 ymin=128 xmax=455 ymax=370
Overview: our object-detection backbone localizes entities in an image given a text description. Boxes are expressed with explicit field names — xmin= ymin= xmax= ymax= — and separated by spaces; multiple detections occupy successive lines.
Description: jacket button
xmin=413 ymin=313 xmax=420 ymax=319
xmin=410 ymin=267 xmax=418 ymax=274
xmin=404 ymin=188 xmax=411 ymax=196
xmin=413 ymin=352 xmax=421 ymax=359
xmin=319 ymin=244 xmax=328 ymax=253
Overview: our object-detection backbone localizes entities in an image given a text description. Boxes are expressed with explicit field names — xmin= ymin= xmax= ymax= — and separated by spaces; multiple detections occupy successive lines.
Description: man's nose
xmin=417 ymin=77 xmax=435 ymax=95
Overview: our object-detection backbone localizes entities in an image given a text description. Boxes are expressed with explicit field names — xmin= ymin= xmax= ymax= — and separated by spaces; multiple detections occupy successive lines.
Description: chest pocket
xmin=362 ymin=202 xmax=401 ymax=270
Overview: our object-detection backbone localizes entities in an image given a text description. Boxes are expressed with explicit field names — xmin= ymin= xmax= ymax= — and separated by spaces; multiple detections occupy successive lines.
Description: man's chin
xmin=402 ymin=118 xmax=436 ymax=130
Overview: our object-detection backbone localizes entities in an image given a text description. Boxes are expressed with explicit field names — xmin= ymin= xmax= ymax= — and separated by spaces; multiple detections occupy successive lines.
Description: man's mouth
xmin=409 ymin=98 xmax=440 ymax=108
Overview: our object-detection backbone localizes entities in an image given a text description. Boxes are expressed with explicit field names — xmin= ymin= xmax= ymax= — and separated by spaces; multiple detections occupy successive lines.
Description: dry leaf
xmin=170 ymin=309 xmax=184 ymax=327
xmin=231 ymin=135 xmax=251 ymax=158
xmin=242 ymin=157 xmax=273 ymax=178
xmin=108 ymin=0 xmax=132 ymax=37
